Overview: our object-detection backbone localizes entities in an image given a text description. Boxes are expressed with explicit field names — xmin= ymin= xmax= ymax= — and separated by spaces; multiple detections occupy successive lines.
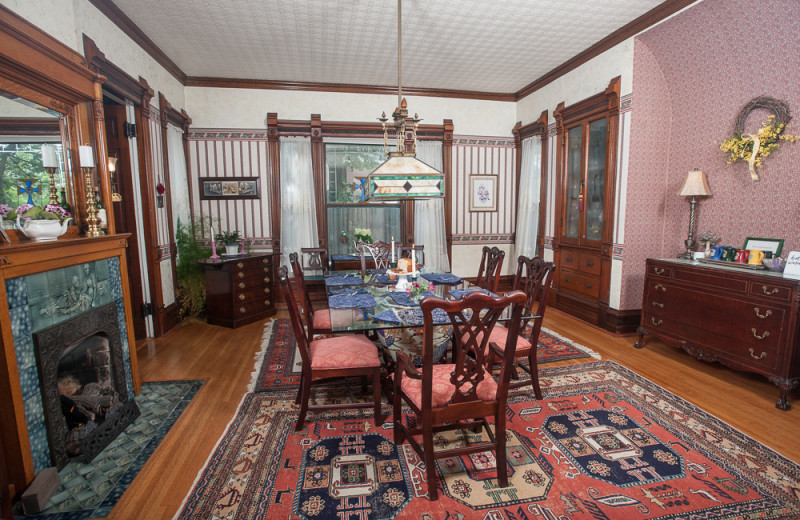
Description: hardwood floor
xmin=108 ymin=309 xmax=800 ymax=519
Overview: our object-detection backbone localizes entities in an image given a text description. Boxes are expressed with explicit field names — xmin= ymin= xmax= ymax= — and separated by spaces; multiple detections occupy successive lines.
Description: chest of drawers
xmin=200 ymin=253 xmax=280 ymax=328
xmin=635 ymin=258 xmax=800 ymax=410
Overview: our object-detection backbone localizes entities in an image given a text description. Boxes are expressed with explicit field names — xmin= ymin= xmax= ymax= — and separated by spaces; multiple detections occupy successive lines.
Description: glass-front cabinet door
xmin=560 ymin=117 xmax=608 ymax=246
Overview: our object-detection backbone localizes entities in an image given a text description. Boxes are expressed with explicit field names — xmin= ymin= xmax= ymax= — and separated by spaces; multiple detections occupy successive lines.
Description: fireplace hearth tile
xmin=108 ymin=257 xmax=121 ymax=299
xmin=10 ymin=305 xmax=32 ymax=340
xmin=13 ymin=334 xmax=35 ymax=370
xmin=5 ymin=277 xmax=28 ymax=309
xmin=19 ymin=365 xmax=40 ymax=399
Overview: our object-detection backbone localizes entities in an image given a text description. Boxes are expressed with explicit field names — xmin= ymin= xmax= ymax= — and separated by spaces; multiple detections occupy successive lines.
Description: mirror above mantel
xmin=0 ymin=3 xmax=112 ymax=243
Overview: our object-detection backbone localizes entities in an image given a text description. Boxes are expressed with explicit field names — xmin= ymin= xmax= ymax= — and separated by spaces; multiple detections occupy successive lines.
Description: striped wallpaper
xmin=187 ymin=130 xmax=273 ymax=246
xmin=451 ymin=136 xmax=517 ymax=243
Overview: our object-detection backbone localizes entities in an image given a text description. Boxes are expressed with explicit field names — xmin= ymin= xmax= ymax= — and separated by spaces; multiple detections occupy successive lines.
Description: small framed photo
xmin=200 ymin=177 xmax=260 ymax=200
xmin=469 ymin=175 xmax=497 ymax=212
xmin=743 ymin=237 xmax=784 ymax=257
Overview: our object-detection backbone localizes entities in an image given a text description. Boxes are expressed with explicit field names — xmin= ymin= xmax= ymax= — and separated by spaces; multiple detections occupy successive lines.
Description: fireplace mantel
xmin=0 ymin=235 xmax=139 ymax=495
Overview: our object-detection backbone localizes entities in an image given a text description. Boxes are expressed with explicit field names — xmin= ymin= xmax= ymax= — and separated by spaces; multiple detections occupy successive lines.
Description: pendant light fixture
xmin=367 ymin=0 xmax=444 ymax=200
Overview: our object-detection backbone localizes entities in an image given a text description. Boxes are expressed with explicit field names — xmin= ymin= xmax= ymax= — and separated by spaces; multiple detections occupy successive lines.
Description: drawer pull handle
xmin=651 ymin=317 xmax=663 ymax=326
xmin=237 ymin=262 xmax=244 ymax=269
xmin=655 ymin=284 xmax=666 ymax=292
xmin=748 ymin=348 xmax=767 ymax=360
xmin=754 ymin=307 xmax=772 ymax=319
xmin=264 ymin=277 xmax=270 ymax=283
xmin=762 ymin=285 xmax=779 ymax=295
xmin=237 ymin=272 xmax=245 ymax=279
xmin=751 ymin=328 xmax=770 ymax=340
xmin=586 ymin=261 xmax=594 ymax=267
xmin=264 ymin=267 xmax=270 ymax=273
xmin=238 ymin=294 xmax=246 ymax=301
xmin=264 ymin=287 xmax=270 ymax=294
xmin=239 ymin=306 xmax=247 ymax=314
xmin=654 ymin=267 xmax=664 ymax=274
xmin=265 ymin=299 xmax=271 ymax=306
xmin=238 ymin=282 xmax=246 ymax=289
xmin=652 ymin=301 xmax=664 ymax=308
xmin=565 ymin=277 xmax=572 ymax=283
xmin=585 ymin=283 xmax=592 ymax=289
xmin=262 ymin=258 xmax=269 ymax=264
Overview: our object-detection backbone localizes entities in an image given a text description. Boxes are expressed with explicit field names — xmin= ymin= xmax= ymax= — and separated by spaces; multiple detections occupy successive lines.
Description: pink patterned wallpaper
xmin=621 ymin=0 xmax=800 ymax=309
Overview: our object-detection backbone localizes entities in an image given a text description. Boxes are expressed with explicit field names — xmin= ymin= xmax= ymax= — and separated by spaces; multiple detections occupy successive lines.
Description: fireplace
xmin=32 ymin=302 xmax=139 ymax=469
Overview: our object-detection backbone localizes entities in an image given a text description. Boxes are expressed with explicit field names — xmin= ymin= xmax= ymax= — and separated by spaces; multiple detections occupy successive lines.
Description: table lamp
xmin=677 ymin=169 xmax=712 ymax=259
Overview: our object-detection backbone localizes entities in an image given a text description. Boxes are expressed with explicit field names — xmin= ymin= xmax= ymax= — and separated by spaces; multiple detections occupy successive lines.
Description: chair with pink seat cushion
xmin=392 ymin=289 xmax=526 ymax=500
xmin=485 ymin=255 xmax=555 ymax=398
xmin=289 ymin=252 xmax=332 ymax=336
xmin=278 ymin=266 xmax=382 ymax=429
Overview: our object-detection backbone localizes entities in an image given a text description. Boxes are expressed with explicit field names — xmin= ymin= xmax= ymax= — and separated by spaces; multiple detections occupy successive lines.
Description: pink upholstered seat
xmin=310 ymin=335 xmax=380 ymax=370
xmin=465 ymin=326 xmax=533 ymax=357
xmin=397 ymin=364 xmax=497 ymax=409
xmin=312 ymin=309 xmax=331 ymax=331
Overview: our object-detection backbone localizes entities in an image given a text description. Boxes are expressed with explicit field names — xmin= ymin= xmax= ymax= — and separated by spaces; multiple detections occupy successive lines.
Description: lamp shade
xmin=677 ymin=169 xmax=712 ymax=197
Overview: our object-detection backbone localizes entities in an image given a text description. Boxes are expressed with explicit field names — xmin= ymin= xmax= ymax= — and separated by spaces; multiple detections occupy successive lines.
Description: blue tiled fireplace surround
xmin=6 ymin=256 xmax=134 ymax=473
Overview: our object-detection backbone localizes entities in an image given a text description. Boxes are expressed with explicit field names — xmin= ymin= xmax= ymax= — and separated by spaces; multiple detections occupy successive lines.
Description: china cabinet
xmin=552 ymin=78 xmax=620 ymax=330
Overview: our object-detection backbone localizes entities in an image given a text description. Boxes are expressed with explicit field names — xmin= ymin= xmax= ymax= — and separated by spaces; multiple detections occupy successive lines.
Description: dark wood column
xmin=310 ymin=114 xmax=326 ymax=248
xmin=442 ymin=119 xmax=454 ymax=266
xmin=267 ymin=112 xmax=281 ymax=250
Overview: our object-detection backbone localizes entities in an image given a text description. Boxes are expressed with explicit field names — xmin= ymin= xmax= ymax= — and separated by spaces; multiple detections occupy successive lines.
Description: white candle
xmin=79 ymin=146 xmax=95 ymax=168
xmin=210 ymin=225 xmax=215 ymax=242
xmin=41 ymin=145 xmax=58 ymax=168
xmin=411 ymin=244 xmax=416 ymax=273
xmin=391 ymin=236 xmax=395 ymax=263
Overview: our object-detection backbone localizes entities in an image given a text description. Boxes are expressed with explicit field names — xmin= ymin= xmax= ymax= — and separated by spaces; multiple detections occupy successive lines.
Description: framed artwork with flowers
xmin=469 ymin=175 xmax=497 ymax=212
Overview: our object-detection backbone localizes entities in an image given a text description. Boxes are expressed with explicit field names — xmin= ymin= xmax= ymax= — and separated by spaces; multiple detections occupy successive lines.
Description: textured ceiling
xmin=111 ymin=0 xmax=665 ymax=94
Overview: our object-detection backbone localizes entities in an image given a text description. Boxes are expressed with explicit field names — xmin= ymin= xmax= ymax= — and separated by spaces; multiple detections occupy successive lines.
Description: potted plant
xmin=13 ymin=203 xmax=72 ymax=241
xmin=215 ymin=230 xmax=242 ymax=256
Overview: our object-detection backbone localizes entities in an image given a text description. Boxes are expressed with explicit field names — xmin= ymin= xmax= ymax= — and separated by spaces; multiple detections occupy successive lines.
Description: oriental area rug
xmin=175 ymin=361 xmax=800 ymax=519
xmin=251 ymin=319 xmax=599 ymax=393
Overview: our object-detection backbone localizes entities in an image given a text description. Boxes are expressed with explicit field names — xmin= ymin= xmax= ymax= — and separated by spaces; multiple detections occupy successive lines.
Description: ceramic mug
xmin=735 ymin=249 xmax=749 ymax=264
xmin=721 ymin=247 xmax=738 ymax=262
xmin=710 ymin=246 xmax=725 ymax=260
xmin=748 ymin=249 xmax=765 ymax=265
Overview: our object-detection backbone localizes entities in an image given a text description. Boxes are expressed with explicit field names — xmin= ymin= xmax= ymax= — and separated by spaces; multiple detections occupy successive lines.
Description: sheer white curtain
xmin=166 ymin=123 xmax=190 ymax=236
xmin=415 ymin=141 xmax=450 ymax=272
xmin=515 ymin=135 xmax=542 ymax=259
xmin=280 ymin=137 xmax=318 ymax=267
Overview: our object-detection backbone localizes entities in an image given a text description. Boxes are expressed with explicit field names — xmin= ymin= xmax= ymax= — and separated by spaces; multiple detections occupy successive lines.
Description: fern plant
xmin=176 ymin=216 xmax=212 ymax=320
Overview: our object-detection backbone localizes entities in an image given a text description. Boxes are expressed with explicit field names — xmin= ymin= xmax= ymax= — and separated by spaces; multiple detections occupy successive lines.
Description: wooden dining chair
xmin=358 ymin=240 xmax=391 ymax=276
xmin=485 ymin=255 xmax=556 ymax=398
xmin=475 ymin=246 xmax=505 ymax=293
xmin=289 ymin=252 xmax=332 ymax=336
xmin=278 ymin=266 xmax=383 ymax=429
xmin=392 ymin=290 xmax=526 ymax=500
xmin=300 ymin=247 xmax=328 ymax=273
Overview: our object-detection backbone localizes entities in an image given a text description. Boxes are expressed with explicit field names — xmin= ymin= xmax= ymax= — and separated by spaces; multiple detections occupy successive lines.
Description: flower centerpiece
xmin=214 ymin=230 xmax=242 ymax=255
xmin=14 ymin=203 xmax=72 ymax=241
xmin=353 ymin=227 xmax=373 ymax=244
xmin=406 ymin=281 xmax=434 ymax=302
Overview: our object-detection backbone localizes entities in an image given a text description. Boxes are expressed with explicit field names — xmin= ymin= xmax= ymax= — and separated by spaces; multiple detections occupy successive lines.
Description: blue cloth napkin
xmin=372 ymin=274 xmax=397 ymax=285
xmin=421 ymin=273 xmax=463 ymax=285
xmin=324 ymin=274 xmax=364 ymax=286
xmin=448 ymin=288 xmax=497 ymax=299
xmin=389 ymin=291 xmax=436 ymax=307
xmin=328 ymin=288 xmax=369 ymax=296
xmin=328 ymin=293 xmax=377 ymax=309
xmin=372 ymin=308 xmax=452 ymax=326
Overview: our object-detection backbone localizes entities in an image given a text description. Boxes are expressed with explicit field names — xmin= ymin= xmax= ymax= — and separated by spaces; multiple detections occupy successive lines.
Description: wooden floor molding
xmin=109 ymin=309 xmax=800 ymax=519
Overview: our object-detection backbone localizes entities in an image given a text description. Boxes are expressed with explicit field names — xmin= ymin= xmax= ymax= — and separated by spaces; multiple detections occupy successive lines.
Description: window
xmin=0 ymin=142 xmax=67 ymax=209
xmin=325 ymin=143 xmax=402 ymax=256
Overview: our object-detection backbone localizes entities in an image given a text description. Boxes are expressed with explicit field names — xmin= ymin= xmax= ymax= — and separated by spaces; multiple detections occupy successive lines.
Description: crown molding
xmin=515 ymin=0 xmax=697 ymax=101
xmin=184 ymin=76 xmax=516 ymax=102
xmin=86 ymin=0 xmax=186 ymax=84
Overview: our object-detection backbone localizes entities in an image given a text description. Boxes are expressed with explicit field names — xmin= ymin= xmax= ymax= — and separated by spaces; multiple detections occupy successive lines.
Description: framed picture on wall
xmin=469 ymin=175 xmax=497 ymax=212
xmin=200 ymin=177 xmax=260 ymax=200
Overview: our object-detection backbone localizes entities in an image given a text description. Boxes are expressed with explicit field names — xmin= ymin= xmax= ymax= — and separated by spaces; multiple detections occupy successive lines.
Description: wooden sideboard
xmin=199 ymin=253 xmax=280 ymax=328
xmin=636 ymin=258 xmax=800 ymax=410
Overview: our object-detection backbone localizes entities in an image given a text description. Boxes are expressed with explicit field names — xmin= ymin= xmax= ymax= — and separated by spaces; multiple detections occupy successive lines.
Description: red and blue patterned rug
xmin=251 ymin=319 xmax=599 ymax=393
xmin=177 ymin=361 xmax=800 ymax=519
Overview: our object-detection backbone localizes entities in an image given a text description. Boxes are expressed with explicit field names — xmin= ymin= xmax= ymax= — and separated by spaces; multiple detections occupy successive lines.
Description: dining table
xmin=321 ymin=269 xmax=522 ymax=370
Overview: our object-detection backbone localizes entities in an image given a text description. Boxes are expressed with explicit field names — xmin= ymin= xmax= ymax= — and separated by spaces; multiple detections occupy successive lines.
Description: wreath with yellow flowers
xmin=719 ymin=97 xmax=799 ymax=181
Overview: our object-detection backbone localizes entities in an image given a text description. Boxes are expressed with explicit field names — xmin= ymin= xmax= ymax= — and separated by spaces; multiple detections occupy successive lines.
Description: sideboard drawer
xmin=559 ymin=270 xmax=601 ymax=300
xmin=749 ymin=282 xmax=792 ymax=302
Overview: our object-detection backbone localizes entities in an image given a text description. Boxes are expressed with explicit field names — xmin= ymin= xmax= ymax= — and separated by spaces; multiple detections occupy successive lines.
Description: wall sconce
xmin=108 ymin=156 xmax=122 ymax=202
xmin=677 ymin=168 xmax=712 ymax=259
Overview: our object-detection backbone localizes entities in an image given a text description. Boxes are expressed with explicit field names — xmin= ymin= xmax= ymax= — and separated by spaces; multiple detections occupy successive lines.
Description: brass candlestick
xmin=45 ymin=167 xmax=59 ymax=205
xmin=83 ymin=167 xmax=104 ymax=237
